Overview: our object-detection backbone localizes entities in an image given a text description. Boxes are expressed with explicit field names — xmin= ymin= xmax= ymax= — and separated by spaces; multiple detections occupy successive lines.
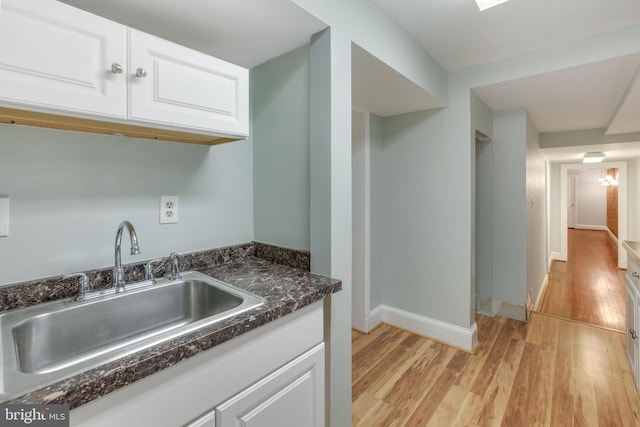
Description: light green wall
xmin=492 ymin=109 xmax=527 ymax=305
xmin=371 ymin=107 xmax=477 ymax=326
xmin=369 ymin=113 xmax=384 ymax=310
xmin=0 ymin=124 xmax=253 ymax=286
xmin=259 ymin=4 xmax=640 ymax=427
xmin=252 ymin=45 xmax=311 ymax=250
xmin=308 ymin=27 xmax=353 ymax=427
xmin=292 ymin=0 xmax=448 ymax=104
xmin=475 ymin=137 xmax=494 ymax=301
xmin=472 ymin=92 xmax=494 ymax=308
xmin=548 ymin=162 xmax=562 ymax=258
xmin=526 ymin=113 xmax=547 ymax=306
xmin=471 ymin=91 xmax=494 ymax=138
xmin=286 ymin=2 xmax=450 ymax=424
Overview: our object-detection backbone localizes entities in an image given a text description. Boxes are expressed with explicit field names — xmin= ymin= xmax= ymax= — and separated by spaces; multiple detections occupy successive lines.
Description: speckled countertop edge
xmin=0 ymin=244 xmax=339 ymax=409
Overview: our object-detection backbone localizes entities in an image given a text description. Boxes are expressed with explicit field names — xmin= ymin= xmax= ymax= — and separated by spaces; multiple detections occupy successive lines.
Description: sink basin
xmin=0 ymin=271 xmax=264 ymax=399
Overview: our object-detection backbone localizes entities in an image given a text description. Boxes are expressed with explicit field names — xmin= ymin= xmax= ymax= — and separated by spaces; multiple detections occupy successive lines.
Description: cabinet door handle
xmin=631 ymin=329 xmax=638 ymax=340
xmin=632 ymin=272 xmax=640 ymax=279
xmin=136 ymin=68 xmax=148 ymax=78
xmin=111 ymin=63 xmax=124 ymax=74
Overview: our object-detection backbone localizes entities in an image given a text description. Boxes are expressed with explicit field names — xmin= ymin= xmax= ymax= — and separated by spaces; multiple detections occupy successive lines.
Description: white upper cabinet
xmin=0 ymin=0 xmax=127 ymax=118
xmin=0 ymin=0 xmax=249 ymax=142
xmin=128 ymin=30 xmax=249 ymax=136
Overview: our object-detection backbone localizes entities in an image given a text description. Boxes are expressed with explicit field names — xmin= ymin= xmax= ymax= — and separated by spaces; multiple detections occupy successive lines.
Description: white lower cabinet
xmin=215 ymin=344 xmax=324 ymax=427
xmin=187 ymin=343 xmax=324 ymax=427
xmin=626 ymin=278 xmax=638 ymax=382
xmin=186 ymin=411 xmax=215 ymax=427
xmin=625 ymin=255 xmax=640 ymax=390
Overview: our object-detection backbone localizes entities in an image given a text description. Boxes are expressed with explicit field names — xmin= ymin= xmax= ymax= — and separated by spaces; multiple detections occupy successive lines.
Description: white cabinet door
xmin=627 ymin=278 xmax=639 ymax=385
xmin=128 ymin=29 xmax=249 ymax=136
xmin=635 ymin=285 xmax=640 ymax=390
xmin=216 ymin=344 xmax=324 ymax=427
xmin=0 ymin=0 xmax=127 ymax=118
xmin=185 ymin=411 xmax=215 ymax=427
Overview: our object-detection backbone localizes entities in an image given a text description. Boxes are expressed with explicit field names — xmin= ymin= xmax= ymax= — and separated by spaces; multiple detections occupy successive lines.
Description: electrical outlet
xmin=160 ymin=196 xmax=179 ymax=224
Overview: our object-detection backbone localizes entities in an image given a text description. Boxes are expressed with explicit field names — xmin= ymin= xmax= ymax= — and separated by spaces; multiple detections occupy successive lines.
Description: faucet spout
xmin=113 ymin=221 xmax=141 ymax=293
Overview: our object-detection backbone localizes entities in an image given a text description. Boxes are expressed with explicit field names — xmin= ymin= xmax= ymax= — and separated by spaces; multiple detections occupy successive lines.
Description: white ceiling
xmin=372 ymin=0 xmax=640 ymax=72
xmin=472 ymin=54 xmax=640 ymax=133
xmin=352 ymin=45 xmax=445 ymax=116
xmin=371 ymin=0 xmax=640 ymax=160
xmin=541 ymin=141 xmax=640 ymax=163
xmin=59 ymin=0 xmax=327 ymax=68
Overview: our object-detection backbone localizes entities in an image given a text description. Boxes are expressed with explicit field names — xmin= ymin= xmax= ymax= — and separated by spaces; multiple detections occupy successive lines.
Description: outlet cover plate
xmin=160 ymin=196 xmax=178 ymax=224
xmin=0 ymin=197 xmax=9 ymax=237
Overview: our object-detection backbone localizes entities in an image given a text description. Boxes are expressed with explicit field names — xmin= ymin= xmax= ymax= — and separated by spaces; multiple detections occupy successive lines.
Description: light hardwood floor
xmin=352 ymin=313 xmax=640 ymax=426
xmin=538 ymin=229 xmax=626 ymax=331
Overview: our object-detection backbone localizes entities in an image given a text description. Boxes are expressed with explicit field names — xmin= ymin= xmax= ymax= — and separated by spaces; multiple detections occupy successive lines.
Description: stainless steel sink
xmin=0 ymin=271 xmax=264 ymax=399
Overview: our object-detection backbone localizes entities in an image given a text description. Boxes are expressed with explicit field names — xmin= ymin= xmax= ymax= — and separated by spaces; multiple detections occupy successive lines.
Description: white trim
xmin=534 ymin=275 xmax=549 ymax=312
xmin=366 ymin=305 xmax=384 ymax=332
xmin=363 ymin=113 xmax=371 ymax=320
xmin=351 ymin=111 xmax=371 ymax=332
xmin=549 ymin=251 xmax=565 ymax=267
xmin=367 ymin=304 xmax=478 ymax=351
xmin=574 ymin=224 xmax=608 ymax=231
xmin=606 ymin=227 xmax=618 ymax=246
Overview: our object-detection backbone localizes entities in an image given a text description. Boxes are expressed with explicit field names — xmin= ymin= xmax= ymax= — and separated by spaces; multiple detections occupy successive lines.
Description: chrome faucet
xmin=62 ymin=272 xmax=91 ymax=302
xmin=169 ymin=252 xmax=181 ymax=280
xmin=113 ymin=221 xmax=141 ymax=293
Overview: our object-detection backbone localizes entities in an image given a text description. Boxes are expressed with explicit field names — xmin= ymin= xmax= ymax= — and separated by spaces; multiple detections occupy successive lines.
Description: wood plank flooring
xmin=352 ymin=314 xmax=640 ymax=426
xmin=538 ymin=229 xmax=626 ymax=331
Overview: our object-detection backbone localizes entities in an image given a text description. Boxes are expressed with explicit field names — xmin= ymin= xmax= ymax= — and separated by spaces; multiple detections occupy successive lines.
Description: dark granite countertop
xmin=0 ymin=245 xmax=341 ymax=409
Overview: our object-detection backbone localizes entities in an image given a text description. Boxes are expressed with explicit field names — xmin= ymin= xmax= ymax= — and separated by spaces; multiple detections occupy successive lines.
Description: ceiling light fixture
xmin=599 ymin=170 xmax=618 ymax=186
xmin=475 ymin=0 xmax=510 ymax=11
xmin=583 ymin=152 xmax=606 ymax=163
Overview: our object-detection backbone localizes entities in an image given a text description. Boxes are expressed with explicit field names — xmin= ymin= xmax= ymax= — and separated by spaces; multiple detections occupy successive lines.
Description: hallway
xmin=537 ymin=229 xmax=626 ymax=331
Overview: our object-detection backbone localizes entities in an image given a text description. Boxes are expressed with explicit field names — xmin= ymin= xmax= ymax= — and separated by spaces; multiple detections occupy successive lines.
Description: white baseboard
xmin=549 ymin=252 xmax=565 ymax=267
xmin=605 ymin=227 xmax=618 ymax=245
xmin=534 ymin=275 xmax=549 ymax=312
xmin=575 ymin=224 xmax=608 ymax=231
xmin=367 ymin=304 xmax=477 ymax=351
xmin=366 ymin=305 xmax=384 ymax=332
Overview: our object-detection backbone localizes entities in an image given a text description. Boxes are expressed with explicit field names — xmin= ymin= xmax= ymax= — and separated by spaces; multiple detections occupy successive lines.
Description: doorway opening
xmin=538 ymin=162 xmax=628 ymax=331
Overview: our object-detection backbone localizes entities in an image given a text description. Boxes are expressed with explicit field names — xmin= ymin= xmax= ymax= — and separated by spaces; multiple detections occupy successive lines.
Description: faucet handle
xmin=169 ymin=252 xmax=182 ymax=280
xmin=62 ymin=272 xmax=91 ymax=302
xmin=144 ymin=258 xmax=164 ymax=283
